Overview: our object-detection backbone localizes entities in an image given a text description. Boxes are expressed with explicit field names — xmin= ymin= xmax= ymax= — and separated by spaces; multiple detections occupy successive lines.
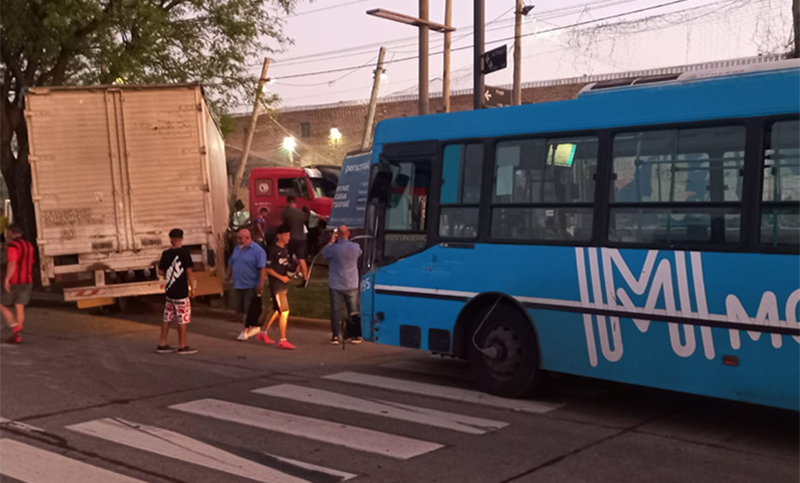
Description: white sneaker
xmin=246 ymin=326 xmax=261 ymax=338
xmin=236 ymin=329 xmax=249 ymax=341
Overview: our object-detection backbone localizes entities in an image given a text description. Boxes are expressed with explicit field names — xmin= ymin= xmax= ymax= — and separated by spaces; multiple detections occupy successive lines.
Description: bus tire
xmin=467 ymin=303 xmax=540 ymax=398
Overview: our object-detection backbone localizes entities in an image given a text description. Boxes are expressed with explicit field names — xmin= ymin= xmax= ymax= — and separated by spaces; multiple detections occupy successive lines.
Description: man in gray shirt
xmin=281 ymin=196 xmax=309 ymax=285
xmin=322 ymin=225 xmax=362 ymax=345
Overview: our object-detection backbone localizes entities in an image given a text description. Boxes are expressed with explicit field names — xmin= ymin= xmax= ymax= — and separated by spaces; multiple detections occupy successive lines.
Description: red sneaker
xmin=256 ymin=332 xmax=275 ymax=345
xmin=6 ymin=332 xmax=21 ymax=344
xmin=278 ymin=339 xmax=295 ymax=350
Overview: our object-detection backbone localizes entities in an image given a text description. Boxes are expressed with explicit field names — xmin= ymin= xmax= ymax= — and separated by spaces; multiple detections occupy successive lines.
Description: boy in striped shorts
xmin=157 ymin=229 xmax=198 ymax=354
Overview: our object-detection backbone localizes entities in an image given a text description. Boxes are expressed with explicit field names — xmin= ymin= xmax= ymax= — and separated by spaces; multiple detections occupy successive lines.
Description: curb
xmin=189 ymin=304 xmax=330 ymax=327
xmin=27 ymin=291 xmax=330 ymax=328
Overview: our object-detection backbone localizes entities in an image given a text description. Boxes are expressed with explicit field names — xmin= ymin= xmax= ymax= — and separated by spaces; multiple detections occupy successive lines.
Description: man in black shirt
xmin=156 ymin=228 xmax=198 ymax=354
xmin=256 ymin=224 xmax=296 ymax=350
xmin=281 ymin=196 xmax=309 ymax=286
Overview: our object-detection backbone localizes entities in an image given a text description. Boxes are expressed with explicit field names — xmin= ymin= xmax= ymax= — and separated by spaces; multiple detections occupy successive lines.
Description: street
xmin=0 ymin=304 xmax=796 ymax=483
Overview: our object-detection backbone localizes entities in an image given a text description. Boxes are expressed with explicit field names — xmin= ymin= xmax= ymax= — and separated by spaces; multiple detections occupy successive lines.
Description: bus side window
xmin=609 ymin=126 xmax=744 ymax=245
xmin=761 ymin=120 xmax=800 ymax=248
xmin=490 ymin=136 xmax=597 ymax=242
xmin=439 ymin=144 xmax=483 ymax=239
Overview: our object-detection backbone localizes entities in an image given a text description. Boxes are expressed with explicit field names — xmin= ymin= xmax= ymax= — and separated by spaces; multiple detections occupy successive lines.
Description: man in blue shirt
xmin=226 ymin=228 xmax=267 ymax=341
xmin=322 ymin=225 xmax=362 ymax=345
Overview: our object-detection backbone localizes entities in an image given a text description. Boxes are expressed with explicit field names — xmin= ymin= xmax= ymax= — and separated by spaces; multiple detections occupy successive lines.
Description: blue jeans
xmin=330 ymin=288 xmax=359 ymax=337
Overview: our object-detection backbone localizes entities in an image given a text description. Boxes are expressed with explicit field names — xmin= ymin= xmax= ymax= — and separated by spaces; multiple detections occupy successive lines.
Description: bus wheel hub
xmin=484 ymin=325 xmax=522 ymax=377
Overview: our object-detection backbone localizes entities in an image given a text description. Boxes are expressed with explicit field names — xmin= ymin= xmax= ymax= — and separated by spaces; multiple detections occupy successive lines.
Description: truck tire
xmin=467 ymin=303 xmax=540 ymax=398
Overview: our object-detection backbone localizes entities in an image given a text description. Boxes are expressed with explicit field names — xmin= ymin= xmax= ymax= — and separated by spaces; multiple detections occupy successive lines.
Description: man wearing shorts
xmin=157 ymin=229 xmax=197 ymax=354
xmin=256 ymin=224 xmax=295 ymax=350
xmin=282 ymin=196 xmax=309 ymax=286
xmin=228 ymin=228 xmax=267 ymax=340
xmin=1 ymin=224 xmax=34 ymax=344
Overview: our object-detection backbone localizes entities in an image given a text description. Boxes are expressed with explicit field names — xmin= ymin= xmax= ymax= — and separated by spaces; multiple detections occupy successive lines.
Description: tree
xmin=1 ymin=0 xmax=297 ymax=241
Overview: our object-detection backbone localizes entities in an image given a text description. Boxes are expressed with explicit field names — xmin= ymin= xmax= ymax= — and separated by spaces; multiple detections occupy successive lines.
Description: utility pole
xmin=443 ymin=0 xmax=453 ymax=112
xmin=231 ymin=57 xmax=269 ymax=208
xmin=362 ymin=47 xmax=387 ymax=150
xmin=473 ymin=0 xmax=485 ymax=110
xmin=513 ymin=0 xmax=523 ymax=105
xmin=513 ymin=3 xmax=534 ymax=105
xmin=419 ymin=0 xmax=430 ymax=115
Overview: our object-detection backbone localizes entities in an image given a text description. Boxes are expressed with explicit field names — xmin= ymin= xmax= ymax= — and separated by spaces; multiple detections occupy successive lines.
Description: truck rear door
xmin=118 ymin=88 xmax=212 ymax=250
xmin=26 ymin=89 xmax=127 ymax=259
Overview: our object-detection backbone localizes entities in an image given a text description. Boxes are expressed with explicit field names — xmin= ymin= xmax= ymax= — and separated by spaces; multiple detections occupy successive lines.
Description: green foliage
xmin=1 ymin=0 xmax=299 ymax=109
xmin=218 ymin=114 xmax=236 ymax=139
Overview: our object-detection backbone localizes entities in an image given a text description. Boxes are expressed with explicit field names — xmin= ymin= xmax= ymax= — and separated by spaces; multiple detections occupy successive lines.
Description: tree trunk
xmin=0 ymin=110 xmax=37 ymax=245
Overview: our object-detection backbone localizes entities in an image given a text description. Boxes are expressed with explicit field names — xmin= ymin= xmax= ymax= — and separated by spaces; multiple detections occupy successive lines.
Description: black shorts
xmin=234 ymin=288 xmax=258 ymax=314
xmin=287 ymin=239 xmax=307 ymax=260
xmin=271 ymin=291 xmax=289 ymax=313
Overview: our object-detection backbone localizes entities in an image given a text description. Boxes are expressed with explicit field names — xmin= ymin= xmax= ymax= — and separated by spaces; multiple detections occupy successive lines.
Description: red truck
xmin=248 ymin=167 xmax=337 ymax=235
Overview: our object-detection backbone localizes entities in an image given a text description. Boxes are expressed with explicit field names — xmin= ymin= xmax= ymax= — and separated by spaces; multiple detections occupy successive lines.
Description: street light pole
xmin=419 ymin=0 xmax=429 ymax=115
xmin=443 ymin=0 xmax=452 ymax=113
xmin=473 ymin=0 xmax=484 ymax=110
xmin=367 ymin=7 xmax=453 ymax=116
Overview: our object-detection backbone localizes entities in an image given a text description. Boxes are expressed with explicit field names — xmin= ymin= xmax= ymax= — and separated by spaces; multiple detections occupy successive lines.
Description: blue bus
xmin=359 ymin=63 xmax=800 ymax=410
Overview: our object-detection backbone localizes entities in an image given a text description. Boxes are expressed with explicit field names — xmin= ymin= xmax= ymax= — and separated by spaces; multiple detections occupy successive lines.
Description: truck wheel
xmin=468 ymin=303 xmax=540 ymax=398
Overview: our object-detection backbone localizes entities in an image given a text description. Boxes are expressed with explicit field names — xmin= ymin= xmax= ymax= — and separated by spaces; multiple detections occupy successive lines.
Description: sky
xmin=247 ymin=0 xmax=793 ymax=111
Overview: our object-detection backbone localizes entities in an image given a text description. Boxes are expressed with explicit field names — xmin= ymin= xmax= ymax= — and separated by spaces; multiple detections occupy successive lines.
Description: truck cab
xmin=249 ymin=167 xmax=334 ymax=234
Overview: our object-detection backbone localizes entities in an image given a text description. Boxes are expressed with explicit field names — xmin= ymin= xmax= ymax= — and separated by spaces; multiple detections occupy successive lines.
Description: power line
xmin=271 ymin=0 xmax=694 ymax=81
xmin=262 ymin=0 xmax=652 ymax=69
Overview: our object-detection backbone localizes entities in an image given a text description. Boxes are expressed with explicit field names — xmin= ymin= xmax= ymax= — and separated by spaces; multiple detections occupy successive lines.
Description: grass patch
xmin=283 ymin=265 xmax=331 ymax=320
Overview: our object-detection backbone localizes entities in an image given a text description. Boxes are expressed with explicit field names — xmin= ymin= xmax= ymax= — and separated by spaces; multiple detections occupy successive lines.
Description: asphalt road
xmin=0 ymin=305 xmax=797 ymax=483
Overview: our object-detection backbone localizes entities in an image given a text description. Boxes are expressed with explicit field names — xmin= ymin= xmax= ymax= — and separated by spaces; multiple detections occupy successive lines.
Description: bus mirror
xmin=369 ymin=171 xmax=393 ymax=205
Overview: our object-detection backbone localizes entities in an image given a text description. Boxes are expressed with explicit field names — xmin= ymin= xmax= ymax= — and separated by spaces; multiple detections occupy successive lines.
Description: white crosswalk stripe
xmin=323 ymin=372 xmax=564 ymax=414
xmin=254 ymin=384 xmax=508 ymax=435
xmin=1 ymin=438 xmax=147 ymax=483
xmin=67 ymin=418 xmax=355 ymax=483
xmin=170 ymin=398 xmax=443 ymax=460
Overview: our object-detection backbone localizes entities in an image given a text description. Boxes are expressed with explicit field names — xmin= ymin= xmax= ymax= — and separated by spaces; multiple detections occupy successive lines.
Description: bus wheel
xmin=468 ymin=303 xmax=539 ymax=398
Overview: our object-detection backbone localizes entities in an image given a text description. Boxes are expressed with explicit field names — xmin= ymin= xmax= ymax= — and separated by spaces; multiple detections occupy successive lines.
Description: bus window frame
xmin=374 ymin=141 xmax=440 ymax=267
xmin=382 ymin=114 xmax=799 ymax=256
xmin=604 ymin=122 xmax=748 ymax=252
xmin=756 ymin=115 xmax=800 ymax=254
xmin=437 ymin=142 xmax=487 ymax=241
xmin=483 ymin=130 xmax=602 ymax=247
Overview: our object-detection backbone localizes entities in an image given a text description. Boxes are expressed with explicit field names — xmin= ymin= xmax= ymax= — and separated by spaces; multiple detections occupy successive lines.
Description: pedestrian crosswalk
xmin=323 ymin=371 xmax=564 ymax=414
xmin=1 ymin=439 xmax=147 ymax=483
xmin=67 ymin=418 xmax=355 ymax=483
xmin=253 ymin=384 xmax=508 ymax=435
xmin=1 ymin=359 xmax=567 ymax=482
xmin=170 ymin=398 xmax=443 ymax=460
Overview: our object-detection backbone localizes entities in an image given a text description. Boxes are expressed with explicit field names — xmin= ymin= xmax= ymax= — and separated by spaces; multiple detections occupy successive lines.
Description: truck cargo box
xmin=25 ymin=84 xmax=229 ymax=304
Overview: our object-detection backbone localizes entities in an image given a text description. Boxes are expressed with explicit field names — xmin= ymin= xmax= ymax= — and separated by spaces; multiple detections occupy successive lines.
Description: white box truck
xmin=24 ymin=84 xmax=229 ymax=308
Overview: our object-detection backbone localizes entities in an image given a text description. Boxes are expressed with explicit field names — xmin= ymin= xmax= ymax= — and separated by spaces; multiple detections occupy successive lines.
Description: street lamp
xmin=367 ymin=5 xmax=455 ymax=115
xmin=282 ymin=136 xmax=297 ymax=165
xmin=329 ymin=128 xmax=342 ymax=145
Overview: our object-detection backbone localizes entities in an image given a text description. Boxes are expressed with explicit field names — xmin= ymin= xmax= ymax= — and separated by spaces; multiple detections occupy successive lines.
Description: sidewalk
xmin=28 ymin=289 xmax=331 ymax=329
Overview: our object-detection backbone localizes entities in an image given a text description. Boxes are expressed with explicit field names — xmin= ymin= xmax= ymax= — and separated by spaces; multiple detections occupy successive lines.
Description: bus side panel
xmin=370 ymin=244 xmax=800 ymax=409
xmin=533 ymin=310 xmax=800 ymax=410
